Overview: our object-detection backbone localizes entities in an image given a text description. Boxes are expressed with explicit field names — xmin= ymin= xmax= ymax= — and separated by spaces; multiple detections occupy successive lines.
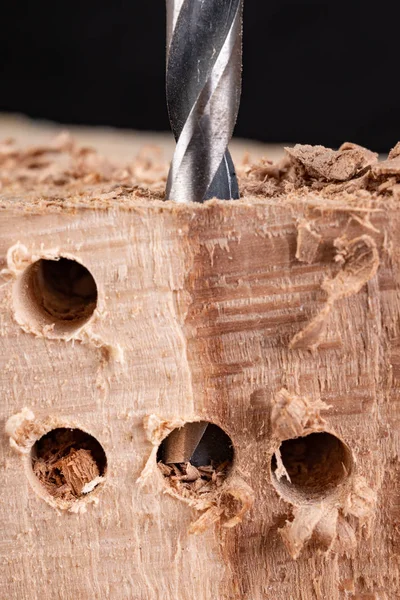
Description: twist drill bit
xmin=165 ymin=0 xmax=244 ymax=204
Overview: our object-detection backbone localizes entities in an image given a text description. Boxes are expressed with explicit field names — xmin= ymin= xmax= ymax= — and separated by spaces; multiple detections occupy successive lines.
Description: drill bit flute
xmin=165 ymin=0 xmax=244 ymax=204
xmin=163 ymin=0 xmax=244 ymax=465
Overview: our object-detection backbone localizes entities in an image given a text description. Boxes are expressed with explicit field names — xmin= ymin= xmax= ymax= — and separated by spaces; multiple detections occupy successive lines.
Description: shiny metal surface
xmin=165 ymin=0 xmax=243 ymax=204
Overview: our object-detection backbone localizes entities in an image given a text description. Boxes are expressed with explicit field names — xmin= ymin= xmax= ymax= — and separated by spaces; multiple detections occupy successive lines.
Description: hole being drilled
xmin=31 ymin=428 xmax=107 ymax=503
xmin=157 ymin=422 xmax=234 ymax=499
xmin=14 ymin=258 xmax=97 ymax=337
xmin=271 ymin=432 xmax=352 ymax=502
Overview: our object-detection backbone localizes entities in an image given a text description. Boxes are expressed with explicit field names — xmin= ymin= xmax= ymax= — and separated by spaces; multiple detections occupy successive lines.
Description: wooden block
xmin=0 ymin=134 xmax=399 ymax=599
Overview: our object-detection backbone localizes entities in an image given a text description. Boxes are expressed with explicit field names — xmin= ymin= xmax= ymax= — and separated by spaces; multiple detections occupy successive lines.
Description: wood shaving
xmin=32 ymin=429 xmax=104 ymax=501
xmin=158 ymin=459 xmax=231 ymax=500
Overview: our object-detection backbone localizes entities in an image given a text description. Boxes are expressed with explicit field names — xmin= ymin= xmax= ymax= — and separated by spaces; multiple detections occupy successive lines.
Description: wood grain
xmin=0 ymin=130 xmax=398 ymax=600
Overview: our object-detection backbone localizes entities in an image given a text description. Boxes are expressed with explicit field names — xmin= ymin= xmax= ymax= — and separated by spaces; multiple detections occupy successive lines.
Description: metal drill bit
xmin=165 ymin=0 xmax=243 ymax=204
xmin=163 ymin=422 xmax=208 ymax=464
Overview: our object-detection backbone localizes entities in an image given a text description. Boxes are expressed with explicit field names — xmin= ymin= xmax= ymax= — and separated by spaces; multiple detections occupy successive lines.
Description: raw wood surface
xmin=0 ymin=113 xmax=284 ymax=163
xmin=0 ymin=125 xmax=399 ymax=600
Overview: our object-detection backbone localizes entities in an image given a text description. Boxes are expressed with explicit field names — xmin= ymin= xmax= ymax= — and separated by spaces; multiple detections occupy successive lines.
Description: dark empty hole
xmin=271 ymin=432 xmax=352 ymax=500
xmin=157 ymin=422 xmax=234 ymax=497
xmin=31 ymin=428 xmax=107 ymax=502
xmin=29 ymin=258 xmax=97 ymax=323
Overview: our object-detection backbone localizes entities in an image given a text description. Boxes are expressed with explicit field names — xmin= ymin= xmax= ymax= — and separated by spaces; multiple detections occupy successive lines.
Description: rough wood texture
xmin=0 ymin=133 xmax=399 ymax=600
xmin=0 ymin=113 xmax=283 ymax=163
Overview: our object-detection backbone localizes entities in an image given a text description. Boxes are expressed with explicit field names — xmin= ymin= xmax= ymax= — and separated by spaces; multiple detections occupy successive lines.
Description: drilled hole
xmin=14 ymin=258 xmax=97 ymax=337
xmin=271 ymin=432 xmax=352 ymax=501
xmin=31 ymin=428 xmax=107 ymax=503
xmin=157 ymin=422 xmax=234 ymax=499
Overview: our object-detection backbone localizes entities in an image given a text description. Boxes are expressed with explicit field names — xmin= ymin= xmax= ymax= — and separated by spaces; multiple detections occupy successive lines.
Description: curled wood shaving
xmin=280 ymin=505 xmax=355 ymax=559
xmin=286 ymin=143 xmax=378 ymax=182
xmin=279 ymin=474 xmax=376 ymax=559
xmin=158 ymin=460 xmax=254 ymax=534
xmin=290 ymin=234 xmax=380 ymax=351
xmin=158 ymin=460 xmax=231 ymax=499
xmin=280 ymin=504 xmax=327 ymax=559
xmin=189 ymin=476 xmax=255 ymax=534
xmin=343 ymin=475 xmax=377 ymax=525
xmin=144 ymin=414 xmax=186 ymax=445
xmin=271 ymin=388 xmax=331 ymax=439
xmin=240 ymin=140 xmax=400 ymax=204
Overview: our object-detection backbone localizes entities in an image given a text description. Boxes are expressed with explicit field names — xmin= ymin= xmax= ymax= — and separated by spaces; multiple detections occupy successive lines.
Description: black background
xmin=0 ymin=1 xmax=398 ymax=152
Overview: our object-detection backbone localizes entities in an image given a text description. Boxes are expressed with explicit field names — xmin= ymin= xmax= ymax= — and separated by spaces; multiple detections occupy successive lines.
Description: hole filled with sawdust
xmin=31 ymin=428 xmax=107 ymax=503
xmin=157 ymin=422 xmax=234 ymax=500
xmin=271 ymin=432 xmax=352 ymax=501
xmin=15 ymin=258 xmax=97 ymax=337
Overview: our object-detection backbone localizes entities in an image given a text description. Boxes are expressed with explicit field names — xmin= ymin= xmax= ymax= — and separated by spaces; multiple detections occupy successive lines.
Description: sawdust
xmin=241 ymin=141 xmax=400 ymax=205
xmin=285 ymin=142 xmax=378 ymax=182
xmin=156 ymin=422 xmax=251 ymax=533
xmin=0 ymin=131 xmax=167 ymax=212
xmin=32 ymin=428 xmax=106 ymax=501
xmin=157 ymin=422 xmax=234 ymax=501
xmin=0 ymin=132 xmax=167 ymax=194
xmin=158 ymin=460 xmax=231 ymax=501
xmin=371 ymin=154 xmax=400 ymax=176
xmin=1 ymin=133 xmax=400 ymax=212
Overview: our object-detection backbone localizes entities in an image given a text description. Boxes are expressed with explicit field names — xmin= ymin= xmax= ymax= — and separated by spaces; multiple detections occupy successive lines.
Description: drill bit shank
xmin=166 ymin=0 xmax=243 ymax=203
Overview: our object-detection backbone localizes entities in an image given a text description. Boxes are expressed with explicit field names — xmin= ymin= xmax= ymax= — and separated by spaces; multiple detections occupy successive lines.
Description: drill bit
xmin=165 ymin=0 xmax=244 ymax=204
xmin=162 ymin=422 xmax=208 ymax=464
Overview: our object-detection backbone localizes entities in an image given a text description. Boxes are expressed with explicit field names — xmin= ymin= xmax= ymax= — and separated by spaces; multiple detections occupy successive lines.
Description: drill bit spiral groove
xmin=166 ymin=0 xmax=243 ymax=204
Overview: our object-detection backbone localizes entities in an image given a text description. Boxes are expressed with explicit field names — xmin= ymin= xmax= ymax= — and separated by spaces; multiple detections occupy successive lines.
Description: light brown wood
xmin=0 ymin=131 xmax=399 ymax=600
xmin=0 ymin=113 xmax=285 ymax=163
